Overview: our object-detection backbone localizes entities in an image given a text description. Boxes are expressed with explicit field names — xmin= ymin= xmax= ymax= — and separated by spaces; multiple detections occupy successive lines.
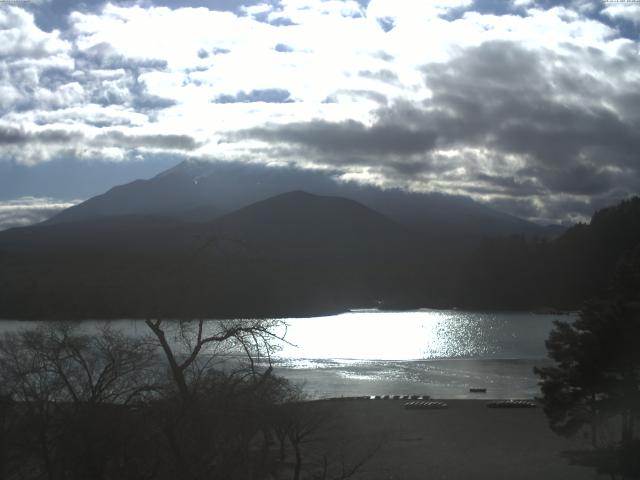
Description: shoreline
xmin=0 ymin=305 xmax=578 ymax=322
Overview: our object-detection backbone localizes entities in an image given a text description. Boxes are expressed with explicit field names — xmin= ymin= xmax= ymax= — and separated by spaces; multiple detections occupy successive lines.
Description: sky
xmin=0 ymin=0 xmax=639 ymax=229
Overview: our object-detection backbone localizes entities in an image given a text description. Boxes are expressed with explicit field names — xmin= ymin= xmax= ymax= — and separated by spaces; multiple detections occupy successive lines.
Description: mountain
xmin=0 ymin=187 xmax=637 ymax=318
xmin=0 ymin=190 xmax=428 ymax=318
xmin=1 ymin=190 xmax=419 ymax=261
xmin=204 ymin=190 xmax=421 ymax=260
xmin=0 ymin=215 xmax=189 ymax=254
xmin=47 ymin=160 xmax=555 ymax=251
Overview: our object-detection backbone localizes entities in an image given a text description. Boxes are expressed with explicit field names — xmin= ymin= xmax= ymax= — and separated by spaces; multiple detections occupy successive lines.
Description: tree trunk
xmin=591 ymin=393 xmax=598 ymax=448
xmin=280 ymin=440 xmax=286 ymax=463
xmin=145 ymin=320 xmax=190 ymax=400
xmin=622 ymin=410 xmax=633 ymax=446
xmin=293 ymin=443 xmax=302 ymax=480
xmin=39 ymin=425 xmax=54 ymax=480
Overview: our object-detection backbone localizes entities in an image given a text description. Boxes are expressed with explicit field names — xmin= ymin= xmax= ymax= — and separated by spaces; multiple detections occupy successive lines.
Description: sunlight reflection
xmin=275 ymin=309 xmax=519 ymax=360
xmin=275 ymin=310 xmax=435 ymax=360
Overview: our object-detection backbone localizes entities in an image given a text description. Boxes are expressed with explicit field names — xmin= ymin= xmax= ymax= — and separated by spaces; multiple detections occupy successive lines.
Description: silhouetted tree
xmin=0 ymin=323 xmax=160 ymax=480
xmin=535 ymin=245 xmax=640 ymax=474
xmin=144 ymin=318 xmax=284 ymax=401
xmin=0 ymin=319 xmax=378 ymax=480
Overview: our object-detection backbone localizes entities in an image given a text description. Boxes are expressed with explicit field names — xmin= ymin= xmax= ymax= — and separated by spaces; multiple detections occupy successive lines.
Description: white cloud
xmin=602 ymin=3 xmax=640 ymax=25
xmin=0 ymin=196 xmax=80 ymax=230
xmin=0 ymin=7 xmax=69 ymax=59
xmin=366 ymin=0 xmax=473 ymax=22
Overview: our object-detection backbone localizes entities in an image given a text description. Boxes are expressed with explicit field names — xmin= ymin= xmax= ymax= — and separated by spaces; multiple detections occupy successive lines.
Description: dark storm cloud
xmin=419 ymin=41 xmax=640 ymax=167
xmin=72 ymin=42 xmax=176 ymax=111
xmin=414 ymin=44 xmax=636 ymax=167
xmin=0 ymin=127 xmax=26 ymax=145
xmin=358 ymin=69 xmax=398 ymax=84
xmin=323 ymin=89 xmax=388 ymax=105
xmin=548 ymin=166 xmax=615 ymax=196
xmin=376 ymin=16 xmax=395 ymax=32
xmin=416 ymin=41 xmax=640 ymax=195
xmin=0 ymin=126 xmax=83 ymax=145
xmin=474 ymin=173 xmax=542 ymax=197
xmin=274 ymin=43 xmax=294 ymax=53
xmin=268 ymin=17 xmax=298 ymax=26
xmin=26 ymin=0 xmax=272 ymax=32
xmin=213 ymin=89 xmax=294 ymax=104
xmin=130 ymin=88 xmax=177 ymax=111
xmin=488 ymin=186 xmax=635 ymax=225
xmin=38 ymin=68 xmax=76 ymax=91
xmin=234 ymin=40 xmax=640 ymax=221
xmin=75 ymin=42 xmax=167 ymax=71
xmin=240 ymin=119 xmax=438 ymax=156
xmin=25 ymin=0 xmax=108 ymax=32
xmin=93 ymin=131 xmax=199 ymax=150
xmin=132 ymin=95 xmax=176 ymax=111
xmin=485 ymin=196 xmax=543 ymax=222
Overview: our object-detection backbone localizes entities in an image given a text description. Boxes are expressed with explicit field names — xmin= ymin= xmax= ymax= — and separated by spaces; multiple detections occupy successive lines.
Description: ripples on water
xmin=0 ymin=309 xmax=571 ymax=399
xmin=270 ymin=309 xmax=566 ymax=399
xmin=276 ymin=309 xmax=559 ymax=360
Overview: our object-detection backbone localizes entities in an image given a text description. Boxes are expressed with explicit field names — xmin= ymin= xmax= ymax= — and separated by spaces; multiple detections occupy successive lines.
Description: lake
xmin=271 ymin=309 xmax=567 ymax=399
xmin=0 ymin=309 xmax=572 ymax=399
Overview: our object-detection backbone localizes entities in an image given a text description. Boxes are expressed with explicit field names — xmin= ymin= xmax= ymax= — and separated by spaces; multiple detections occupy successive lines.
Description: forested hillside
xmin=0 ymin=195 xmax=638 ymax=319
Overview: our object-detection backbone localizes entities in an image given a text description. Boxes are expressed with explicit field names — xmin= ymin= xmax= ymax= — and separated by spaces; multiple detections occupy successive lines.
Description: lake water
xmin=271 ymin=309 xmax=567 ymax=399
xmin=0 ymin=309 xmax=572 ymax=399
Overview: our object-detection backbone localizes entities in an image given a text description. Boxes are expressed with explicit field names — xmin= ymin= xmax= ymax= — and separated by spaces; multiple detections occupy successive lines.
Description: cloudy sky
xmin=0 ymin=0 xmax=639 ymax=228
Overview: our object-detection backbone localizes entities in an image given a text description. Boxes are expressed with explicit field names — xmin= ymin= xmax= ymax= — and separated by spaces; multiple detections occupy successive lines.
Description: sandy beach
xmin=305 ymin=399 xmax=602 ymax=480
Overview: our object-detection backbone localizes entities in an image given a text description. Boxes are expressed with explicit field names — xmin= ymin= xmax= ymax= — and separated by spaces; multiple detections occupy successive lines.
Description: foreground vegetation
xmin=536 ymin=245 xmax=640 ymax=478
xmin=0 ymin=320 xmax=378 ymax=480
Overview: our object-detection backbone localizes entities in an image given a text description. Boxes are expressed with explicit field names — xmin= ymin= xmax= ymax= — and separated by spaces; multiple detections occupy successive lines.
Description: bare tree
xmin=0 ymin=320 xmax=380 ymax=480
xmin=144 ymin=317 xmax=286 ymax=401
xmin=140 ymin=317 xmax=291 ymax=480
xmin=0 ymin=323 xmax=160 ymax=480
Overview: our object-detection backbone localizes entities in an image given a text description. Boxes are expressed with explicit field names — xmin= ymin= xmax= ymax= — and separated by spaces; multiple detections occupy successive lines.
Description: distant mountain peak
xmin=154 ymin=158 xmax=217 ymax=179
xmin=44 ymin=160 xmax=551 ymax=245
xmin=207 ymin=189 xmax=417 ymax=260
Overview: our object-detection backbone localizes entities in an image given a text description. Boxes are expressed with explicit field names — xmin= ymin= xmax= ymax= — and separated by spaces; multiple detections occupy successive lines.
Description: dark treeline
xmin=0 ymin=320 xmax=380 ymax=480
xmin=0 ymin=197 xmax=639 ymax=319
xmin=459 ymin=196 xmax=640 ymax=310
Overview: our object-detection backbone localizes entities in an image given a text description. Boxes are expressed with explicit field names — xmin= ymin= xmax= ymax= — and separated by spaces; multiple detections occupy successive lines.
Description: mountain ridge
xmin=204 ymin=190 xmax=422 ymax=260
xmin=0 ymin=192 xmax=638 ymax=319
xmin=45 ymin=160 xmax=558 ymax=250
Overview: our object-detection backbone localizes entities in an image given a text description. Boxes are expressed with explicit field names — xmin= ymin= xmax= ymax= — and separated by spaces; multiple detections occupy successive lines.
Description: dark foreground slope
xmin=318 ymin=399 xmax=593 ymax=480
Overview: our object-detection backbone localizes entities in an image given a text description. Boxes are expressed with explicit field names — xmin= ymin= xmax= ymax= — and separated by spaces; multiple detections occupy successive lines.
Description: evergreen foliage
xmin=535 ymin=245 xmax=640 ymax=476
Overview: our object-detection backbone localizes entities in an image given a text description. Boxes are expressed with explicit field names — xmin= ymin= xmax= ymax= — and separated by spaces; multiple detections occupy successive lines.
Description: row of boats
xmin=326 ymin=395 xmax=537 ymax=409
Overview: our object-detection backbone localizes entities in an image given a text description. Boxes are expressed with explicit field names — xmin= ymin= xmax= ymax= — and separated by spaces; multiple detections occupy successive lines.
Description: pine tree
xmin=535 ymin=246 xmax=640 ymax=450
